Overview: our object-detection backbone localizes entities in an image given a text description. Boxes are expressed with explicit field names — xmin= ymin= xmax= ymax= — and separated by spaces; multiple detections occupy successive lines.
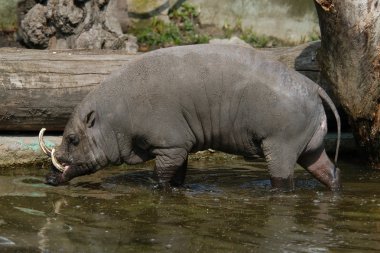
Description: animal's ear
xmin=85 ymin=111 xmax=96 ymax=128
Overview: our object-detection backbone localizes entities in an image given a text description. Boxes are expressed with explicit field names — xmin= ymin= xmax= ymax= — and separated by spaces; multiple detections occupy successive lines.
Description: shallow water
xmin=0 ymin=158 xmax=379 ymax=252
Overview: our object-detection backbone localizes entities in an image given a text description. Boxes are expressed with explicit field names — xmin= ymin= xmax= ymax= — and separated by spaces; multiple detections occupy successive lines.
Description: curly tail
xmin=318 ymin=87 xmax=341 ymax=165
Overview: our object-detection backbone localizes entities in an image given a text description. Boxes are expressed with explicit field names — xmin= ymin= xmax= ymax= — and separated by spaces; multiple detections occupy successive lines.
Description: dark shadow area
xmin=0 ymin=31 xmax=20 ymax=47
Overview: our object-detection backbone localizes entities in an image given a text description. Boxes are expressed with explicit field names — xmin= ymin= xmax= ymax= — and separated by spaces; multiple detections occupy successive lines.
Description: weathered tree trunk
xmin=314 ymin=0 xmax=380 ymax=168
xmin=0 ymin=42 xmax=341 ymax=132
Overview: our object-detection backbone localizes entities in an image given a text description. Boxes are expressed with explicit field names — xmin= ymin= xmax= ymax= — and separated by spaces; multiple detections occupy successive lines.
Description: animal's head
xmin=40 ymin=104 xmax=119 ymax=186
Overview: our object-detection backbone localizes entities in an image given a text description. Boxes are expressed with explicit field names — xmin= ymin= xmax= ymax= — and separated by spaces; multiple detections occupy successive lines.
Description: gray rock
xmin=105 ymin=0 xmax=124 ymax=36
xmin=75 ymin=24 xmax=108 ymax=49
xmin=19 ymin=4 xmax=56 ymax=48
xmin=209 ymin=36 xmax=252 ymax=48
xmin=75 ymin=25 xmax=138 ymax=53
xmin=18 ymin=0 xmax=137 ymax=52
xmin=48 ymin=0 xmax=85 ymax=35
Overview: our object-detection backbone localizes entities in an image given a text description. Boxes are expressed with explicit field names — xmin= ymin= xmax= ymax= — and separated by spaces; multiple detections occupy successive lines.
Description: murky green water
xmin=0 ymin=158 xmax=379 ymax=252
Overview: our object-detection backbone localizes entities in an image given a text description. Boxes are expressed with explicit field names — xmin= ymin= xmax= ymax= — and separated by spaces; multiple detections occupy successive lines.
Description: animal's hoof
xmin=270 ymin=176 xmax=295 ymax=192
xmin=45 ymin=174 xmax=60 ymax=186
xmin=45 ymin=166 xmax=64 ymax=186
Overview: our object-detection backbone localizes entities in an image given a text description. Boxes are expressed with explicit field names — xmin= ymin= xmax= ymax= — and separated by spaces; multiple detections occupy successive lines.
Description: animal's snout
xmin=45 ymin=164 xmax=66 ymax=186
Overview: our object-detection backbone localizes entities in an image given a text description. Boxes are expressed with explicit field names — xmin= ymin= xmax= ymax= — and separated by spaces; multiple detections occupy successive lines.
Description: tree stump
xmin=315 ymin=0 xmax=380 ymax=168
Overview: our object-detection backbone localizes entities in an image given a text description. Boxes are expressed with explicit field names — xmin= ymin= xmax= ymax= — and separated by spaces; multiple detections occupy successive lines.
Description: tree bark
xmin=0 ymin=42 xmax=341 ymax=132
xmin=314 ymin=0 xmax=380 ymax=168
xmin=0 ymin=48 xmax=135 ymax=131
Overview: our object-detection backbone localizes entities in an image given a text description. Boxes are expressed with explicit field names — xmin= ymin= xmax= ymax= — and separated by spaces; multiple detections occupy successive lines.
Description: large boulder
xmin=18 ymin=0 xmax=138 ymax=53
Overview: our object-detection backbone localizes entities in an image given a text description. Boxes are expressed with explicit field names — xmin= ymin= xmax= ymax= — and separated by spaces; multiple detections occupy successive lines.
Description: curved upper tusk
xmin=39 ymin=128 xmax=52 ymax=157
xmin=51 ymin=148 xmax=65 ymax=173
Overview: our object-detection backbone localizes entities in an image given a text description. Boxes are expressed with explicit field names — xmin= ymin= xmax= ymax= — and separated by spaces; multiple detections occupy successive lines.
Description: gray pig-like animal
xmin=39 ymin=44 xmax=341 ymax=190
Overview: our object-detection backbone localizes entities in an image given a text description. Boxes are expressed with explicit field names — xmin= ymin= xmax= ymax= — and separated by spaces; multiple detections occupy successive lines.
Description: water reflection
xmin=0 ymin=159 xmax=380 ymax=252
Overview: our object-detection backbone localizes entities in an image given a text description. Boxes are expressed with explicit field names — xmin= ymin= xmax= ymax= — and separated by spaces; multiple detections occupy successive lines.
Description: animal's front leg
xmin=152 ymin=148 xmax=188 ymax=188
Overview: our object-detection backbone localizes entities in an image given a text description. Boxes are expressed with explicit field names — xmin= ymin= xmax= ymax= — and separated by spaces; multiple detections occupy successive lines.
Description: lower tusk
xmin=39 ymin=128 xmax=52 ymax=157
xmin=51 ymin=148 xmax=65 ymax=173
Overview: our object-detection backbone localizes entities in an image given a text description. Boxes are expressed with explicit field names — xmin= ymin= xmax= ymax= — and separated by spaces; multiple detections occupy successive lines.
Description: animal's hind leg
xmin=263 ymin=140 xmax=298 ymax=191
xmin=298 ymin=147 xmax=340 ymax=191
xmin=297 ymin=114 xmax=340 ymax=191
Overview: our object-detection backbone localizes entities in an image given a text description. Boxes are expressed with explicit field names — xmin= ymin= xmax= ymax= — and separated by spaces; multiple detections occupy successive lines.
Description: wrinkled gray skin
xmin=47 ymin=44 xmax=340 ymax=191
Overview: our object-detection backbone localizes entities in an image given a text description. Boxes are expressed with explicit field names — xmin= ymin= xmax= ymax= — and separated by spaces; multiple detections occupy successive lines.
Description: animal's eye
xmin=67 ymin=134 xmax=80 ymax=146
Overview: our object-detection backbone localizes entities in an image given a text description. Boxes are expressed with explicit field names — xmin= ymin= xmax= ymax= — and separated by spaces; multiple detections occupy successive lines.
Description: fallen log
xmin=0 ymin=48 xmax=136 ymax=131
xmin=0 ymin=42 xmax=341 ymax=132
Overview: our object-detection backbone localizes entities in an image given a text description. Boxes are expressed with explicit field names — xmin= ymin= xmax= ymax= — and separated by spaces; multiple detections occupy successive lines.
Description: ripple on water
xmin=0 ymin=236 xmax=15 ymax=246
xmin=0 ymin=159 xmax=378 ymax=252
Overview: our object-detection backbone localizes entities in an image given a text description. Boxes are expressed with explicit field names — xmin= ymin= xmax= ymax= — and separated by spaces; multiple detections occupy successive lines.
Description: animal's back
xmin=94 ymin=44 xmax=322 ymax=155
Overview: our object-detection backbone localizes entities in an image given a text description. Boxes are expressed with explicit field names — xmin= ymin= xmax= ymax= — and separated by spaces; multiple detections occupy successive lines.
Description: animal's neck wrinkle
xmin=88 ymin=134 xmax=106 ymax=168
xmin=95 ymin=122 xmax=116 ymax=165
xmin=233 ymin=86 xmax=248 ymax=152
xmin=123 ymin=95 xmax=135 ymax=134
